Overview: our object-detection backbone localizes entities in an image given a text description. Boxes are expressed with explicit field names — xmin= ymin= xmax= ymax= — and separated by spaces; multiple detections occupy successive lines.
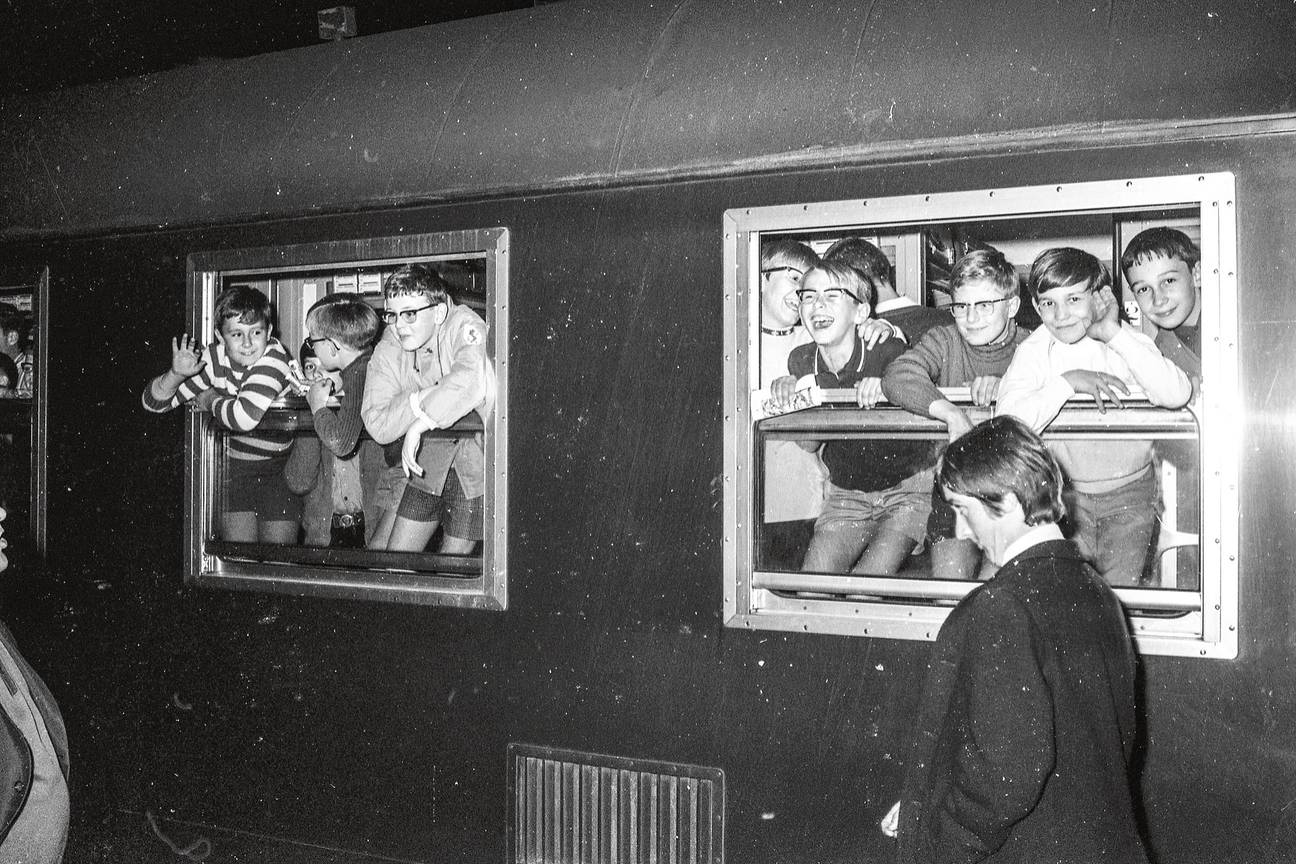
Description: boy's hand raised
xmin=306 ymin=379 xmax=333 ymax=413
xmin=1085 ymin=286 xmax=1122 ymax=343
xmin=170 ymin=335 xmax=204 ymax=378
xmin=1062 ymin=369 xmax=1129 ymax=412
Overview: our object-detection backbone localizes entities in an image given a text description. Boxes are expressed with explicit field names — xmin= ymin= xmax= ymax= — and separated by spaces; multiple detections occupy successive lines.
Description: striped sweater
xmin=142 ymin=338 xmax=294 ymax=460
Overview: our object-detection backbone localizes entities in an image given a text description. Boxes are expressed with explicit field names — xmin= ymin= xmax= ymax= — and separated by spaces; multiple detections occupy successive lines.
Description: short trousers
xmin=395 ymin=469 xmax=483 ymax=541
xmin=372 ymin=464 xmax=408 ymax=514
xmin=225 ymin=454 xmax=303 ymax=522
xmin=815 ymin=471 xmax=932 ymax=547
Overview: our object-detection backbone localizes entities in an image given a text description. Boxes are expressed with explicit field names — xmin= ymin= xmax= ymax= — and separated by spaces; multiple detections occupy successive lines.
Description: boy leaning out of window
xmin=996 ymin=248 xmax=1192 ymax=586
xmin=361 ymin=264 xmax=495 ymax=555
xmin=142 ymin=285 xmax=299 ymax=544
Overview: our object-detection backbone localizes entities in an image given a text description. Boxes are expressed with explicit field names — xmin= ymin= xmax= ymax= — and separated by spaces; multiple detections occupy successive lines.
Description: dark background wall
xmin=3 ymin=130 xmax=1295 ymax=862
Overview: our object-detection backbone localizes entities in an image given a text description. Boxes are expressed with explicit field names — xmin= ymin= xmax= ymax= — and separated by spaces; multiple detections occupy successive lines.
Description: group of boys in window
xmin=141 ymin=264 xmax=494 ymax=557
xmin=757 ymin=227 xmax=1202 ymax=588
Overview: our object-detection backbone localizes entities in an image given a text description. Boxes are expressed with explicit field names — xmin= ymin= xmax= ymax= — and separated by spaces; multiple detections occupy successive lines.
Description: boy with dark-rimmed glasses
xmin=285 ymin=295 xmax=383 ymax=548
xmin=882 ymin=248 xmax=1030 ymax=579
xmin=769 ymin=261 xmax=930 ymax=575
xmin=361 ymin=264 xmax=495 ymax=553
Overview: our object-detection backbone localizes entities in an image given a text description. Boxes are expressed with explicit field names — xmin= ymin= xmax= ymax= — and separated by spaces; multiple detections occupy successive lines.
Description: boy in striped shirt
xmin=143 ymin=285 xmax=299 ymax=543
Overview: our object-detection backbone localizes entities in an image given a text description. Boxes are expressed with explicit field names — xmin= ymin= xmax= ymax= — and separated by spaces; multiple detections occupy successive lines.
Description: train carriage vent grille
xmin=508 ymin=743 xmax=725 ymax=864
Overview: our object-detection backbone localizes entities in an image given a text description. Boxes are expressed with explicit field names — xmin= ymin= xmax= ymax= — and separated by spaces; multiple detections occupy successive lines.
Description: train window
xmin=0 ymin=265 xmax=47 ymax=565
xmin=723 ymin=174 xmax=1238 ymax=658
xmin=183 ymin=229 xmax=509 ymax=609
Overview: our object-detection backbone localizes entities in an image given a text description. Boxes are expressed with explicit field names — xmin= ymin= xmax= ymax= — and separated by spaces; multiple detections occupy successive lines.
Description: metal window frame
xmin=722 ymin=173 xmax=1238 ymax=659
xmin=184 ymin=228 xmax=510 ymax=609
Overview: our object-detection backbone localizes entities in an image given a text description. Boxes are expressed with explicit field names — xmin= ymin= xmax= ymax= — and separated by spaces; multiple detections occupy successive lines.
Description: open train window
xmin=723 ymin=174 xmax=1238 ymax=658
xmin=0 ymin=264 xmax=46 ymax=565
xmin=184 ymin=229 xmax=509 ymax=609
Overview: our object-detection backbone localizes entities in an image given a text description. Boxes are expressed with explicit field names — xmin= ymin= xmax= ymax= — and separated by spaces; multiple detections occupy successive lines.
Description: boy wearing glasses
xmin=285 ymin=295 xmax=383 ymax=548
xmin=757 ymin=239 xmax=825 ymax=565
xmin=770 ymin=261 xmax=928 ymax=575
xmin=997 ymin=248 xmax=1191 ymax=585
xmin=143 ymin=285 xmax=300 ymax=543
xmin=823 ymin=236 xmax=950 ymax=345
xmin=758 ymin=238 xmax=818 ymax=385
xmin=882 ymin=249 xmax=1029 ymax=579
xmin=361 ymin=264 xmax=494 ymax=553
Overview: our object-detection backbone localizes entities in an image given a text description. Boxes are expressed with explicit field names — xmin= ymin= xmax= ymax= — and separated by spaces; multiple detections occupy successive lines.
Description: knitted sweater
xmin=142 ymin=338 xmax=294 ymax=460
xmin=881 ymin=321 xmax=1028 ymax=417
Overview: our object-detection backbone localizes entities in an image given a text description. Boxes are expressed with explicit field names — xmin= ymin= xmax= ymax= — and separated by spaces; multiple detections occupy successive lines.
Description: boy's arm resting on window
xmin=994 ymin=343 xmax=1069 ymax=433
xmin=881 ymin=334 xmax=947 ymax=417
xmin=360 ymin=344 xmax=415 ymax=445
xmin=209 ymin=343 xmax=292 ymax=432
xmin=927 ymin=592 xmax=1054 ymax=861
xmin=411 ymin=335 xmax=492 ymax=429
xmin=1108 ymin=326 xmax=1193 ymax=409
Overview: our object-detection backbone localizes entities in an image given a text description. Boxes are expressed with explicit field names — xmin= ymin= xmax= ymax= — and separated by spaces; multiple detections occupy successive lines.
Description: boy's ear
xmin=432 ymin=303 xmax=448 ymax=326
xmin=3 ymin=331 xmax=16 ymax=347
xmin=1191 ymin=261 xmax=1202 ymax=289
xmin=853 ymin=302 xmax=872 ymax=325
xmin=1006 ymin=296 xmax=1021 ymax=318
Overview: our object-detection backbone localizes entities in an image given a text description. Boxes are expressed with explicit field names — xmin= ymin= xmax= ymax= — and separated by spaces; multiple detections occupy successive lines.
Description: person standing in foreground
xmin=882 ymin=416 xmax=1147 ymax=864
xmin=0 ymin=507 xmax=70 ymax=863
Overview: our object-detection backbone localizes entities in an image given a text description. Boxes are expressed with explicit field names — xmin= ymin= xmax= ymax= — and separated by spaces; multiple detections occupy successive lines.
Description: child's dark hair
xmin=939 ymin=415 xmax=1065 ymax=526
xmin=950 ymin=248 xmax=1020 ymax=298
xmin=1027 ymin=248 xmax=1109 ymax=302
xmin=823 ymin=237 xmax=895 ymax=289
xmin=801 ymin=260 xmax=875 ymax=307
xmin=306 ymin=295 xmax=381 ymax=350
xmin=384 ymin=263 xmax=451 ymax=305
xmin=760 ymin=238 xmax=818 ymax=272
xmin=215 ymin=285 xmax=273 ymax=328
xmin=1119 ymin=227 xmax=1200 ymax=276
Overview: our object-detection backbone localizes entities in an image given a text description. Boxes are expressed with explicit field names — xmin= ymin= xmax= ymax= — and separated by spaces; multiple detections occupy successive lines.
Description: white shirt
xmin=999 ymin=523 xmax=1066 ymax=567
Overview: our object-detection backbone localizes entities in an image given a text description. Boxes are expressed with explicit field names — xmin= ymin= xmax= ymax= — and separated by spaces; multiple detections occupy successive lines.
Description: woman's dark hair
xmin=939 ymin=415 xmax=1065 ymax=525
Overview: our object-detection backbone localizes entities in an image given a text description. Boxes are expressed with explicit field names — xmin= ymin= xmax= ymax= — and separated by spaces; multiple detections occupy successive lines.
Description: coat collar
xmin=999 ymin=538 xmax=1085 ymax=570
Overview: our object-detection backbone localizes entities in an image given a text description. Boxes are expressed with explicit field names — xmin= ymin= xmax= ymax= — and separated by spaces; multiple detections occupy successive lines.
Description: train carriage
xmin=1 ymin=1 xmax=1294 ymax=861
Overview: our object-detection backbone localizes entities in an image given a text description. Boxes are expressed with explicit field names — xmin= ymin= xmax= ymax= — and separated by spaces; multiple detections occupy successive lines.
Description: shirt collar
xmin=999 ymin=522 xmax=1065 ymax=566
xmin=875 ymin=297 xmax=918 ymax=313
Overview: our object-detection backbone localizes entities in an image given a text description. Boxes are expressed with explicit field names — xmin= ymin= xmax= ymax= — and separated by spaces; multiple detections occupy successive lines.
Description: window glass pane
xmin=726 ymin=174 xmax=1235 ymax=656
xmin=185 ymin=229 xmax=507 ymax=607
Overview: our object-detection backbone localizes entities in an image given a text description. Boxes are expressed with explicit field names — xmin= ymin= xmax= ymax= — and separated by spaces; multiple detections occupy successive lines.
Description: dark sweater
xmin=311 ymin=348 xmax=372 ymax=459
xmin=898 ymin=540 xmax=1148 ymax=864
xmin=788 ymin=336 xmax=927 ymax=491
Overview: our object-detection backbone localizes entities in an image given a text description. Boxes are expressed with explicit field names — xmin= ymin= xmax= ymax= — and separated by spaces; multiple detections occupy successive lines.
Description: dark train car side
xmin=2 ymin=3 xmax=1295 ymax=862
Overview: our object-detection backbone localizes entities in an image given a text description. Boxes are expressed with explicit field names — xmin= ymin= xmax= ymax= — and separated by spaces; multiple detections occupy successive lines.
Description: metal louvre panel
xmin=509 ymin=744 xmax=724 ymax=864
